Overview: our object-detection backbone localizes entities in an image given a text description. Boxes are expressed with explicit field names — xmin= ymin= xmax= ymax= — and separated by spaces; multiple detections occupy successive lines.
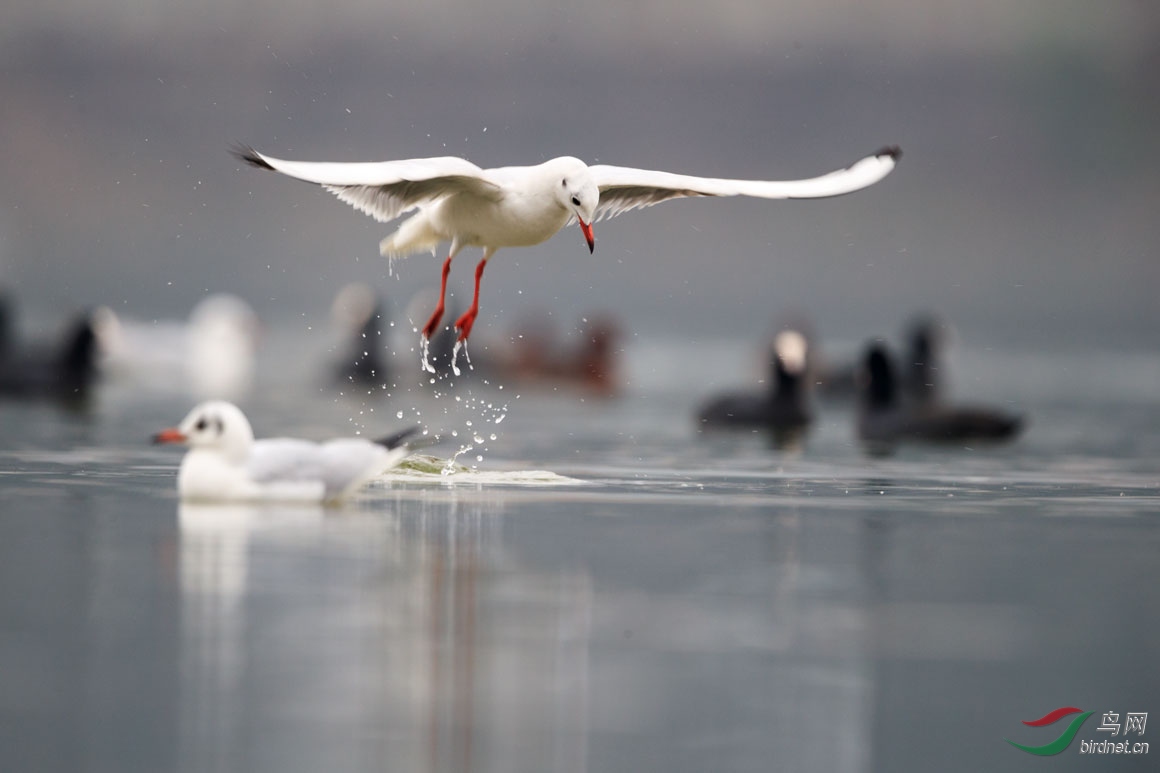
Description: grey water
xmin=1 ymin=333 xmax=1157 ymax=773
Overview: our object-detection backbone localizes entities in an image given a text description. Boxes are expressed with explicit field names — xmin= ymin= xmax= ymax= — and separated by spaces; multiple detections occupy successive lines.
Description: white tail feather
xmin=379 ymin=213 xmax=443 ymax=258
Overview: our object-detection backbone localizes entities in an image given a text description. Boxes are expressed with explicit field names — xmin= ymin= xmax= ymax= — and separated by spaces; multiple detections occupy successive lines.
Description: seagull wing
xmin=317 ymin=439 xmax=405 ymax=499
xmin=248 ymin=437 xmax=403 ymax=501
xmin=588 ymin=147 xmax=899 ymax=222
xmin=248 ymin=438 xmax=325 ymax=483
xmin=234 ymin=146 xmax=504 ymax=223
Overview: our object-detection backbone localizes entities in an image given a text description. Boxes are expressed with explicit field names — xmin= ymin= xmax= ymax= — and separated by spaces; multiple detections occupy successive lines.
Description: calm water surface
xmin=1 ymin=335 xmax=1157 ymax=772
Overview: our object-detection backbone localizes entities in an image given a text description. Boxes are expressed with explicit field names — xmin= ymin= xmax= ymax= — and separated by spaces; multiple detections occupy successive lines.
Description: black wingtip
xmin=374 ymin=425 xmax=424 ymax=451
xmin=876 ymin=145 xmax=902 ymax=161
xmin=230 ymin=143 xmax=274 ymax=170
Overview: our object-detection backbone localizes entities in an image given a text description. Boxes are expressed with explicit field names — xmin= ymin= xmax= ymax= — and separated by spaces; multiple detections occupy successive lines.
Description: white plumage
xmin=235 ymin=145 xmax=900 ymax=344
xmin=154 ymin=401 xmax=420 ymax=503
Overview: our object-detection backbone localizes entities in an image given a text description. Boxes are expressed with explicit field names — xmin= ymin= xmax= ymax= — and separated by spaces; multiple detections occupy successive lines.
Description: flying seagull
xmin=234 ymin=145 xmax=900 ymax=351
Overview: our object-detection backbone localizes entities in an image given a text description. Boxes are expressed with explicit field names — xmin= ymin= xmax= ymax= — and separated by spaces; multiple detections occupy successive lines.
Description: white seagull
xmin=153 ymin=401 xmax=421 ymax=503
xmin=234 ymin=145 xmax=900 ymax=348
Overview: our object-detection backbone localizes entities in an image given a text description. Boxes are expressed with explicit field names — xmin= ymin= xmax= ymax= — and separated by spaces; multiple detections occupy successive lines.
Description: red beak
xmin=579 ymin=218 xmax=595 ymax=253
xmin=152 ymin=427 xmax=187 ymax=445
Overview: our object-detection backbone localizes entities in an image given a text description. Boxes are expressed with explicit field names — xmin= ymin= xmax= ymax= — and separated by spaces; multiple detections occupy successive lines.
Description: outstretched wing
xmin=234 ymin=146 xmax=504 ymax=223
xmin=588 ymin=147 xmax=900 ymax=222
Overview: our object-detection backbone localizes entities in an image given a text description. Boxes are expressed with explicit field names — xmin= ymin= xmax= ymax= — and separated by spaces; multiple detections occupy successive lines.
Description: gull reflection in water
xmin=176 ymin=502 xmax=327 ymax=773
xmin=175 ymin=499 xmax=592 ymax=773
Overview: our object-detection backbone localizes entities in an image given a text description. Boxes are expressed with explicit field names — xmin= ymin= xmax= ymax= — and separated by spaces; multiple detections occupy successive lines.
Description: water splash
xmin=420 ymin=335 xmax=436 ymax=374
xmin=392 ymin=455 xmax=584 ymax=486
xmin=421 ymin=388 xmax=516 ymax=472
xmin=451 ymin=339 xmax=471 ymax=376
xmin=443 ymin=444 xmax=473 ymax=475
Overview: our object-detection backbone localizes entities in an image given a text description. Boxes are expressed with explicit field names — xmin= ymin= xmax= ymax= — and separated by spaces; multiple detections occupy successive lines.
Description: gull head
xmin=549 ymin=157 xmax=599 ymax=253
xmin=153 ymin=400 xmax=255 ymax=461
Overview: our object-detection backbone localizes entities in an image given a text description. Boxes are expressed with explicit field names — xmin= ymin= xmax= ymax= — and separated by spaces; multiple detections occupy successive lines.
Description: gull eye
xmin=195 ymin=418 xmax=208 ymax=432
xmin=561 ymin=178 xmax=567 ymax=187
xmin=571 ymin=196 xmax=581 ymax=206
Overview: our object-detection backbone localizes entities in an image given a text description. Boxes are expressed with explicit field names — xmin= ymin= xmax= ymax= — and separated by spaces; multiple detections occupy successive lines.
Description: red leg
xmin=421 ymin=254 xmax=454 ymax=339
xmin=453 ymin=257 xmax=489 ymax=342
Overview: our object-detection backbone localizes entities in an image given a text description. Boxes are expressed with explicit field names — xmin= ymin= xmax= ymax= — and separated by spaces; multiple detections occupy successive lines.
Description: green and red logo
xmin=1006 ymin=707 xmax=1094 ymax=756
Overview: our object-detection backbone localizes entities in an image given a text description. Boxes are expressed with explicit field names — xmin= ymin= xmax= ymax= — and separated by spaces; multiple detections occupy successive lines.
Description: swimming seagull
xmin=153 ymin=401 xmax=421 ymax=503
xmin=233 ymin=145 xmax=900 ymax=353
xmin=94 ymin=293 xmax=260 ymax=400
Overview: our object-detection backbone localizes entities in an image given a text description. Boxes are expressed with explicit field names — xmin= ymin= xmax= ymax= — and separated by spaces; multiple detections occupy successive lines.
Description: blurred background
xmin=1 ymin=0 xmax=1157 ymax=349
xmin=2 ymin=6 xmax=1159 ymax=773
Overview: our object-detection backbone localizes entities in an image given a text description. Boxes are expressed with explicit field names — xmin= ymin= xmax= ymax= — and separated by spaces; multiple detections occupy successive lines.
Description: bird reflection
xmin=175 ymin=502 xmax=326 ymax=772
xmin=406 ymin=506 xmax=591 ymax=773
xmin=173 ymin=498 xmax=592 ymax=773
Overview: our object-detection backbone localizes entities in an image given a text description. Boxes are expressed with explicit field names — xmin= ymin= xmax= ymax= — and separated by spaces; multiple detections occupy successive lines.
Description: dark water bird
xmin=0 ymin=294 xmax=12 ymax=362
xmin=814 ymin=313 xmax=948 ymax=403
xmin=857 ymin=341 xmax=1023 ymax=454
xmin=901 ymin=313 xmax=948 ymax=409
xmin=697 ymin=329 xmax=813 ymax=447
xmin=0 ymin=298 xmax=99 ymax=403
xmin=234 ymin=145 xmax=900 ymax=353
xmin=330 ymin=283 xmax=390 ymax=389
xmin=483 ymin=313 xmax=622 ymax=396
